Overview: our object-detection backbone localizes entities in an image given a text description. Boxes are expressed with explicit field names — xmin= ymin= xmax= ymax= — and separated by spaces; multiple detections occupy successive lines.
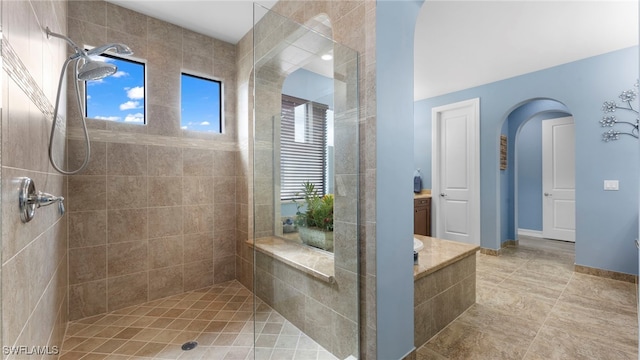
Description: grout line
xmin=521 ymin=266 xmax=574 ymax=359
xmin=61 ymin=280 xmax=332 ymax=358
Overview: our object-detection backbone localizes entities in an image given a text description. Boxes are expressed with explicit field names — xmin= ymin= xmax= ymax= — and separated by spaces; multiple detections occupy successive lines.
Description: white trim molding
xmin=518 ymin=228 xmax=543 ymax=238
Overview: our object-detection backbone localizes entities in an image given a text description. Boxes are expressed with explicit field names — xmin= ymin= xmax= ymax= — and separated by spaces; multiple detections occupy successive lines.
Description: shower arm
xmin=45 ymin=27 xmax=90 ymax=62
xmin=46 ymin=28 xmax=133 ymax=64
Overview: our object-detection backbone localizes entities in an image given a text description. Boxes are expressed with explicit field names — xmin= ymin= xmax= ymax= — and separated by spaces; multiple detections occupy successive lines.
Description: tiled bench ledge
xmin=413 ymin=235 xmax=480 ymax=348
xmin=413 ymin=235 xmax=480 ymax=280
xmin=246 ymin=236 xmax=335 ymax=284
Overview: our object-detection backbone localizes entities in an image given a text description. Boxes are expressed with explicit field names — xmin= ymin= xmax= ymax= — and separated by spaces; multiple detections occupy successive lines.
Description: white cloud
xmin=94 ymin=115 xmax=120 ymax=121
xmin=87 ymin=78 xmax=104 ymax=86
xmin=126 ymin=86 xmax=144 ymax=100
xmin=124 ymin=113 xmax=144 ymax=123
xmin=112 ymin=71 xmax=129 ymax=78
xmin=181 ymin=126 xmax=188 ymax=130
xmin=89 ymin=55 xmax=114 ymax=63
xmin=199 ymin=121 xmax=210 ymax=126
xmin=87 ymin=95 xmax=92 ymax=100
xmin=119 ymin=101 xmax=141 ymax=111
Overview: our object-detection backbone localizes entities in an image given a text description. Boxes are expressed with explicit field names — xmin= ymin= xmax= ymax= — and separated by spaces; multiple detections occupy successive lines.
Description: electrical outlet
xmin=604 ymin=180 xmax=619 ymax=191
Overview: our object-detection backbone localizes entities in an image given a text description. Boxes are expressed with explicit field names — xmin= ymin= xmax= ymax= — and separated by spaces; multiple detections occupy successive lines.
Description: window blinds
xmin=280 ymin=95 xmax=328 ymax=200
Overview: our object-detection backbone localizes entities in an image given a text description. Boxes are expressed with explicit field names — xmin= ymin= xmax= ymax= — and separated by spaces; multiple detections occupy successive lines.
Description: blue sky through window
xmin=86 ymin=55 xmax=145 ymax=124
xmin=181 ymin=73 xmax=222 ymax=133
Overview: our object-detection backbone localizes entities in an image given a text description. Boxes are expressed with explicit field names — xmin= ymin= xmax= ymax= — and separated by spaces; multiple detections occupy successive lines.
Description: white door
xmin=432 ymin=98 xmax=480 ymax=245
xmin=542 ymin=116 xmax=575 ymax=242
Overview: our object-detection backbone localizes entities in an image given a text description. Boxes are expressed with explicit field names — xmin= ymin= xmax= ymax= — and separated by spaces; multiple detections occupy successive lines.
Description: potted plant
xmin=294 ymin=181 xmax=334 ymax=251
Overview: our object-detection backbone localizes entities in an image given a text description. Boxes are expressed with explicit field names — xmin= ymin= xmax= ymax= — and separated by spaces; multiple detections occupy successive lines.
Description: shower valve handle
xmin=19 ymin=178 xmax=65 ymax=223
xmin=35 ymin=192 xmax=65 ymax=214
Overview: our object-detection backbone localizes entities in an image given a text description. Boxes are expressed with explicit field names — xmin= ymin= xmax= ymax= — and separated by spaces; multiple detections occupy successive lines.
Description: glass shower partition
xmin=252 ymin=4 xmax=359 ymax=359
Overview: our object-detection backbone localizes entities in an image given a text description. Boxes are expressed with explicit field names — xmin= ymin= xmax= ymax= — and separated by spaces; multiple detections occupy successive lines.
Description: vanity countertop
xmin=414 ymin=190 xmax=431 ymax=199
xmin=413 ymin=235 xmax=479 ymax=280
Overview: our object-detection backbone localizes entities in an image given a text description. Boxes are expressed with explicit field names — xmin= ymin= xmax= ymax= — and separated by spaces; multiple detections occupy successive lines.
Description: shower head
xmin=86 ymin=43 xmax=133 ymax=57
xmin=46 ymin=26 xmax=134 ymax=175
xmin=77 ymin=59 xmax=117 ymax=81
xmin=80 ymin=44 xmax=133 ymax=81
xmin=45 ymin=27 xmax=133 ymax=80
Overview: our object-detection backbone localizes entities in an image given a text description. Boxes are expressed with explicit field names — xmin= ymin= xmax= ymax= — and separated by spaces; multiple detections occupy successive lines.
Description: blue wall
xmin=414 ymin=100 xmax=432 ymax=189
xmin=282 ymin=68 xmax=334 ymax=109
xmin=414 ymin=46 xmax=639 ymax=275
xmin=517 ymin=117 xmax=543 ymax=231
xmin=376 ymin=0 xmax=423 ymax=358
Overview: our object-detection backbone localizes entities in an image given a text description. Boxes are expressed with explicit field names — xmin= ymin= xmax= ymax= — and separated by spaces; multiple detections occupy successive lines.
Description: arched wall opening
xmin=498 ymin=99 xmax=572 ymax=244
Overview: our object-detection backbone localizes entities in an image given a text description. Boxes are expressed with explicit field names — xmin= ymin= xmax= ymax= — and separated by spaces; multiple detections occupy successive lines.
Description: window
xmin=280 ymin=95 xmax=328 ymax=200
xmin=180 ymin=73 xmax=222 ymax=133
xmin=85 ymin=54 xmax=145 ymax=124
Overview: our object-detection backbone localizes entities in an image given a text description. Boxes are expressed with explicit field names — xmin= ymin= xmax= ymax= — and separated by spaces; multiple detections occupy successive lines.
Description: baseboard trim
xmin=480 ymin=247 xmax=501 ymax=256
xmin=482 ymin=239 xmax=519 ymax=256
xmin=574 ymin=264 xmax=638 ymax=284
xmin=502 ymin=239 xmax=519 ymax=248
xmin=517 ymin=229 xmax=543 ymax=238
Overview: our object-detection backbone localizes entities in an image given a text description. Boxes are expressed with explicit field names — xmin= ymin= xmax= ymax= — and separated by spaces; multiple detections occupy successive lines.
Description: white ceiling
xmin=415 ymin=1 xmax=639 ymax=100
xmin=105 ymin=1 xmax=639 ymax=100
xmin=106 ymin=0 xmax=277 ymax=44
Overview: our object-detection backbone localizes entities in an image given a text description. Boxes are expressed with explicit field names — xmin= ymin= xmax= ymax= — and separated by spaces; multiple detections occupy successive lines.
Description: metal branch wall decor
xmin=600 ymin=80 xmax=639 ymax=142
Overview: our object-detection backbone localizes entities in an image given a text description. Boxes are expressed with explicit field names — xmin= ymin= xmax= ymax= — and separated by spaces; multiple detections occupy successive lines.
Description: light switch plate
xmin=604 ymin=180 xmax=619 ymax=191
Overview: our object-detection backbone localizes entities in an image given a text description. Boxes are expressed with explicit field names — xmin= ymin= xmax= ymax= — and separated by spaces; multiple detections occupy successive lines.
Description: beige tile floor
xmin=418 ymin=236 xmax=639 ymax=360
xmin=58 ymin=237 xmax=640 ymax=360
xmin=59 ymin=281 xmax=337 ymax=360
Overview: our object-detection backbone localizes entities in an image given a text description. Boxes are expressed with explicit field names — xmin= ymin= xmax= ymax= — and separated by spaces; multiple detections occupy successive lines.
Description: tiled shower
xmin=1 ymin=0 xmax=373 ymax=358
xmin=2 ymin=0 xmax=241 ymax=355
xmin=64 ymin=0 xmax=240 ymax=320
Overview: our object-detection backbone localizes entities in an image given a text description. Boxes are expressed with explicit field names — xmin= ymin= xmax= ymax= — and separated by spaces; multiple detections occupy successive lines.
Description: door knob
xmin=440 ymin=193 xmax=447 ymax=197
xmin=544 ymin=192 xmax=552 ymax=197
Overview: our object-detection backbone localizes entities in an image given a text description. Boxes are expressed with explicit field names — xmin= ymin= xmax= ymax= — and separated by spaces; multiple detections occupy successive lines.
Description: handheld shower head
xmin=86 ymin=43 xmax=133 ymax=57
xmin=77 ymin=60 xmax=117 ymax=81
xmin=81 ymin=43 xmax=133 ymax=81
xmin=45 ymin=25 xmax=134 ymax=175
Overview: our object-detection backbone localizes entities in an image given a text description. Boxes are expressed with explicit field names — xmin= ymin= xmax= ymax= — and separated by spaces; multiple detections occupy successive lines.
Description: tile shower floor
xmin=59 ymin=281 xmax=338 ymax=360
xmin=418 ymin=236 xmax=639 ymax=359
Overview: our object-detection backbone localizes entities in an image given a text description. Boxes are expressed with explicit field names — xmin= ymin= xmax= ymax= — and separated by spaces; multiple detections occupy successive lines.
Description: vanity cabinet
xmin=414 ymin=197 xmax=431 ymax=236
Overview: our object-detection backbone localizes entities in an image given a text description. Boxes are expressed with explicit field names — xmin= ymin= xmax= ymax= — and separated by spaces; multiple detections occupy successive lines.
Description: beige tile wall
xmin=414 ymin=254 xmax=476 ymax=348
xmin=65 ymin=1 xmax=239 ymax=321
xmin=255 ymin=251 xmax=359 ymax=358
xmin=1 ymin=0 xmax=69 ymax=356
xmin=235 ymin=1 xmax=377 ymax=358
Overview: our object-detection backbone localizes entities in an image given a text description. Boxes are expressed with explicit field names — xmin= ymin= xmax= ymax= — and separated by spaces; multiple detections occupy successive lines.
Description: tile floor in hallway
xmin=59 ymin=281 xmax=338 ymax=360
xmin=417 ymin=236 xmax=639 ymax=360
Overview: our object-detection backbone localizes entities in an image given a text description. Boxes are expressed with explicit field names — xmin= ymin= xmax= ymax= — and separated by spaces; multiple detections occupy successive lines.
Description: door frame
xmin=431 ymin=98 xmax=480 ymax=244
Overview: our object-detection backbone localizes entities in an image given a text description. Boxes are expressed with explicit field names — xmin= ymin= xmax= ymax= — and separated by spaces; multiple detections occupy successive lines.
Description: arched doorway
xmin=499 ymin=98 xmax=574 ymax=245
